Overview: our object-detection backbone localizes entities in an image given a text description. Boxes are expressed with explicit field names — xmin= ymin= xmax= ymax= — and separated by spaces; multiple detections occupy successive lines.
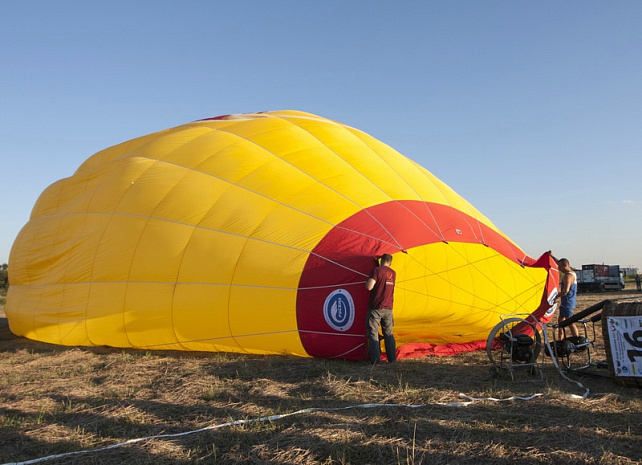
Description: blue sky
xmin=2 ymin=1 xmax=641 ymax=270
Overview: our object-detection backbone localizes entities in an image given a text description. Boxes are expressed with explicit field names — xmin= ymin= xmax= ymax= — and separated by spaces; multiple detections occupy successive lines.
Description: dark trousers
xmin=366 ymin=308 xmax=396 ymax=363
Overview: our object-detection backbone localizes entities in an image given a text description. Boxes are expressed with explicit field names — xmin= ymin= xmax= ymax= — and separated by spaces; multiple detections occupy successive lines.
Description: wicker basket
xmin=601 ymin=300 xmax=642 ymax=388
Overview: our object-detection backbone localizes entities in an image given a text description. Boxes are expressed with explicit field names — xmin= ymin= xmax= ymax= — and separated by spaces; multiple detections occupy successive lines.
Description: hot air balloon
xmin=6 ymin=110 xmax=558 ymax=360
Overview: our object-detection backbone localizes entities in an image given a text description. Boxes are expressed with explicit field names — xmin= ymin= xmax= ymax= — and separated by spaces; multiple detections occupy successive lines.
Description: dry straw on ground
xmin=1 ymin=289 xmax=641 ymax=464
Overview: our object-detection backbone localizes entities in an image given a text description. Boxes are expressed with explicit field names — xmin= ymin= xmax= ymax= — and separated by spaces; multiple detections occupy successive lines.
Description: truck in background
xmin=574 ymin=264 xmax=625 ymax=292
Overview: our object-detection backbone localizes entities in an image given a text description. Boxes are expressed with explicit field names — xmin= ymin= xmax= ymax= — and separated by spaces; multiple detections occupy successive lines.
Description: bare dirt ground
xmin=1 ymin=288 xmax=641 ymax=464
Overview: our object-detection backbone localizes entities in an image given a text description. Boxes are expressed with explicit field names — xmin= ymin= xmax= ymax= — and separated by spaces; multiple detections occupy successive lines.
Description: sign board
xmin=606 ymin=316 xmax=642 ymax=377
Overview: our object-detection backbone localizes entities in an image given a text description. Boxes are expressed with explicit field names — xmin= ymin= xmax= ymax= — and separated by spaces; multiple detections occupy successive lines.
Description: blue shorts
xmin=559 ymin=305 xmax=575 ymax=319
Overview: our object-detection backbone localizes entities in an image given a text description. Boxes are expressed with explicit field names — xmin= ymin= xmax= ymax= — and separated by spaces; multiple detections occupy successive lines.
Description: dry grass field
xmin=1 ymin=288 xmax=640 ymax=464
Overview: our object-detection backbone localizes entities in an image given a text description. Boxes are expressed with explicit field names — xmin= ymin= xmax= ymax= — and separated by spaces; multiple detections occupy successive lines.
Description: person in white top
xmin=553 ymin=256 xmax=579 ymax=339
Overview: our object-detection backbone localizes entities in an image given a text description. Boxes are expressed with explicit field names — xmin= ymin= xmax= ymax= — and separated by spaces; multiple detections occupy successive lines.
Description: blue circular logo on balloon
xmin=323 ymin=289 xmax=355 ymax=332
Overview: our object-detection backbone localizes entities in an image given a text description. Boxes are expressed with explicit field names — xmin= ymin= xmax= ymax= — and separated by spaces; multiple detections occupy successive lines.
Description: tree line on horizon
xmin=0 ymin=263 xmax=8 ymax=295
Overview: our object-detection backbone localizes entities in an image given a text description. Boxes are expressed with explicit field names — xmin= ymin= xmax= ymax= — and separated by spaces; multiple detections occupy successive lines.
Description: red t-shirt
xmin=368 ymin=266 xmax=396 ymax=309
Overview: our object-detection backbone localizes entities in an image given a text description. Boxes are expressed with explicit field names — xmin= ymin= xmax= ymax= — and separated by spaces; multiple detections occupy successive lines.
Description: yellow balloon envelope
xmin=6 ymin=111 xmax=559 ymax=359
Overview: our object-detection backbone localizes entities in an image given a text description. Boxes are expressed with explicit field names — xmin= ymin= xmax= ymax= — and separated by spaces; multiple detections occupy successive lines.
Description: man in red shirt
xmin=365 ymin=253 xmax=397 ymax=364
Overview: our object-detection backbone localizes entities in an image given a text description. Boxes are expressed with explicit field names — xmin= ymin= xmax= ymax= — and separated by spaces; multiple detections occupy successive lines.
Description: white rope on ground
xmin=2 ymin=393 xmax=542 ymax=465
